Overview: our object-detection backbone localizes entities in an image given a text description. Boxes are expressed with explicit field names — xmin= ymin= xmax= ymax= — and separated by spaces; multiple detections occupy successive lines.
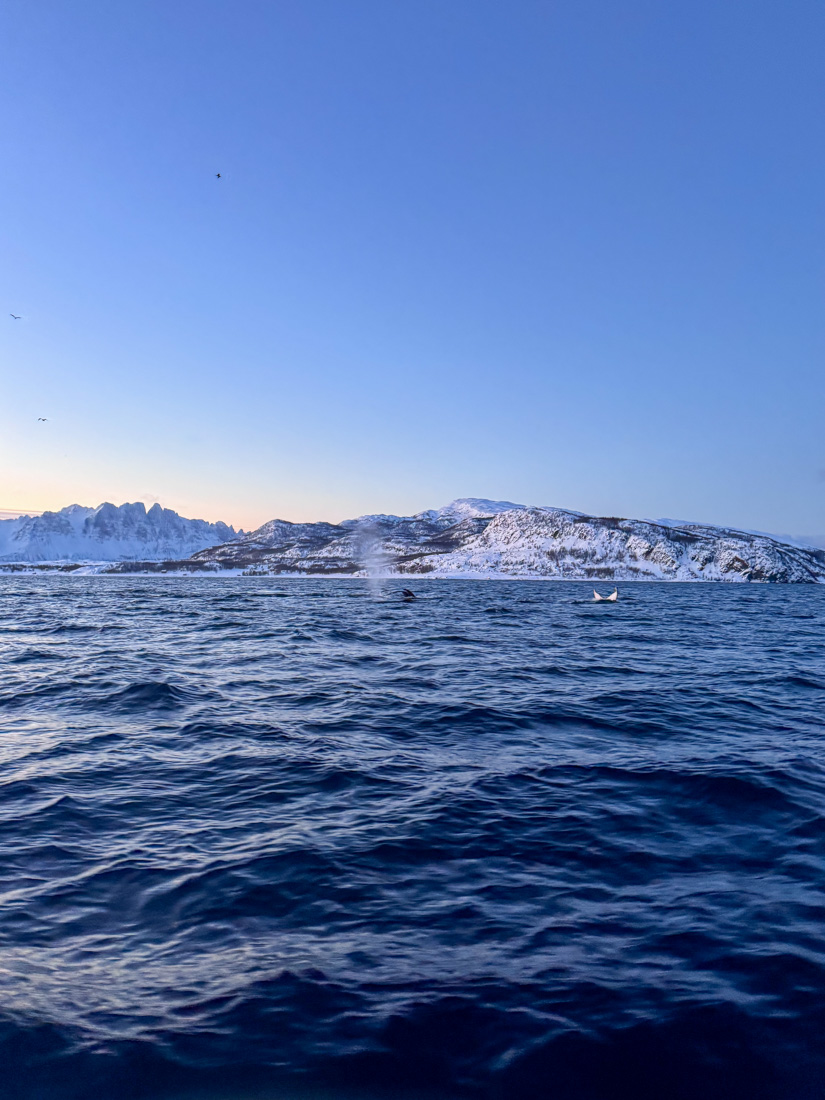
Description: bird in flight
xmin=215 ymin=173 xmax=221 ymax=179
xmin=37 ymin=417 xmax=48 ymax=422
xmin=10 ymin=314 xmax=20 ymax=320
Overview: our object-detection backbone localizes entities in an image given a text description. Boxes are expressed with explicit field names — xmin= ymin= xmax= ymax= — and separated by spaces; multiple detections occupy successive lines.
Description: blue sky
xmin=2 ymin=0 xmax=823 ymax=533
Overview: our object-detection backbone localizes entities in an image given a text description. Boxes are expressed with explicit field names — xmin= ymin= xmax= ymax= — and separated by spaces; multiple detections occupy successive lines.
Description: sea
xmin=0 ymin=576 xmax=823 ymax=1100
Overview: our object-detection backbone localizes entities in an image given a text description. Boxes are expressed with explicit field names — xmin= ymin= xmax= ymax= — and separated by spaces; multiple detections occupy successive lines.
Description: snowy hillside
xmin=411 ymin=498 xmax=528 ymax=524
xmin=106 ymin=498 xmax=825 ymax=582
xmin=401 ymin=508 xmax=825 ymax=583
xmin=0 ymin=502 xmax=238 ymax=562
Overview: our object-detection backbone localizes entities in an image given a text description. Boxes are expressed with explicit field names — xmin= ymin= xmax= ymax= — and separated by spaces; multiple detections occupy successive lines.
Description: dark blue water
xmin=1 ymin=578 xmax=824 ymax=1100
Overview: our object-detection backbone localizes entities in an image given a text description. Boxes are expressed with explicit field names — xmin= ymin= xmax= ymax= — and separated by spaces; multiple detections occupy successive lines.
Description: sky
xmin=2 ymin=0 xmax=823 ymax=534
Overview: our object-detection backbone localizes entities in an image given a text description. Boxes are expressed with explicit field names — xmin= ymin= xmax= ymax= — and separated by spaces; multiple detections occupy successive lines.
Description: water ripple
xmin=0 ymin=577 xmax=823 ymax=1099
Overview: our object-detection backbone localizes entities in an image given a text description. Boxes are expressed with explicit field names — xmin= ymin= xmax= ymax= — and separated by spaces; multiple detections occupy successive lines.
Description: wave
xmin=93 ymin=681 xmax=217 ymax=711
xmin=0 ymin=577 xmax=823 ymax=1098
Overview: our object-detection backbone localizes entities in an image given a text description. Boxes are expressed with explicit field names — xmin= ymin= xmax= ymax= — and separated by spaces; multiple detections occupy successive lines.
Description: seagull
xmin=10 ymin=314 xmax=20 ymax=320
xmin=37 ymin=417 xmax=48 ymax=422
xmin=593 ymin=587 xmax=618 ymax=602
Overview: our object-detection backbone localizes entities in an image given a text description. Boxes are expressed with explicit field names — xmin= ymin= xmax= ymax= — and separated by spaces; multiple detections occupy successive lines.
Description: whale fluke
xmin=594 ymin=588 xmax=618 ymax=601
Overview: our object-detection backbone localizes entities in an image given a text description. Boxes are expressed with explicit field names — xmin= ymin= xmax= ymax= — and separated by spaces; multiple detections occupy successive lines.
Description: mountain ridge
xmin=108 ymin=498 xmax=825 ymax=583
xmin=3 ymin=498 xmax=824 ymax=582
xmin=0 ymin=502 xmax=239 ymax=562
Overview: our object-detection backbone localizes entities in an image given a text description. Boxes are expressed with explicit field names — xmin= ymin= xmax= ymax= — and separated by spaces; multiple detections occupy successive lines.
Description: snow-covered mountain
xmin=106 ymin=498 xmax=825 ymax=582
xmin=408 ymin=498 xmax=528 ymax=524
xmin=0 ymin=502 xmax=238 ymax=562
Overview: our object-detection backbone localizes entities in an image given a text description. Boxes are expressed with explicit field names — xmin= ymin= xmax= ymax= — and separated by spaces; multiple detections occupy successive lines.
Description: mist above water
xmin=354 ymin=521 xmax=392 ymax=596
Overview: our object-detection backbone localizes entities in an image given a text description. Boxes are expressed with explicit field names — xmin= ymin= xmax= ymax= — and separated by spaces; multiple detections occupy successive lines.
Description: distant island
xmin=1 ymin=498 xmax=823 ymax=582
xmin=0 ymin=502 xmax=238 ymax=564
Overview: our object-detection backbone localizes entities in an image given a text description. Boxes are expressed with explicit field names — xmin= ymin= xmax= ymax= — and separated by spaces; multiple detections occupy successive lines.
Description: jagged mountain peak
xmin=0 ymin=502 xmax=239 ymax=562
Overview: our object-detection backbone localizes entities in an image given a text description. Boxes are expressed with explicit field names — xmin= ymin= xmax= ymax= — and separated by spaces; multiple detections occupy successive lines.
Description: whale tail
xmin=594 ymin=588 xmax=618 ymax=602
